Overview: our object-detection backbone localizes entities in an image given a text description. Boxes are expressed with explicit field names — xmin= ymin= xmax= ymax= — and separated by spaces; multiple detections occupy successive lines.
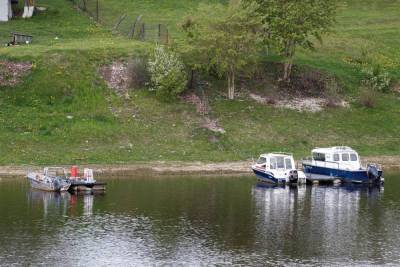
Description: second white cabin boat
xmin=301 ymin=146 xmax=383 ymax=184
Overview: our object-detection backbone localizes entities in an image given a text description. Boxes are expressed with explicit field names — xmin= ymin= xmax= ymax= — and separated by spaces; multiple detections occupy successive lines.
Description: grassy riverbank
xmin=0 ymin=0 xmax=399 ymax=165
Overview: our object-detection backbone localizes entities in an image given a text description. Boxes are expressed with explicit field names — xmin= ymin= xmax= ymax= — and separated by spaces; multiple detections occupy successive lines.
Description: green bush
xmin=148 ymin=45 xmax=187 ymax=101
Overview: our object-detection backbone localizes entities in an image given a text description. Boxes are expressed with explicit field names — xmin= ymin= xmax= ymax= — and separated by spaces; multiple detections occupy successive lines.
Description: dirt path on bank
xmin=0 ymin=156 xmax=400 ymax=178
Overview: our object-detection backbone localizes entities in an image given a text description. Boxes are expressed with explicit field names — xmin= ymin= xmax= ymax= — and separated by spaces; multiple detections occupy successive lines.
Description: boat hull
xmin=27 ymin=176 xmax=71 ymax=192
xmin=302 ymin=164 xmax=383 ymax=184
xmin=252 ymin=167 xmax=291 ymax=184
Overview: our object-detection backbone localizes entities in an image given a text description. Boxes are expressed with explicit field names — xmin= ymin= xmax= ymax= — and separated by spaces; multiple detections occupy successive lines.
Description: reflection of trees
xmin=2 ymin=176 xmax=400 ymax=265
xmin=104 ymin=176 xmax=257 ymax=251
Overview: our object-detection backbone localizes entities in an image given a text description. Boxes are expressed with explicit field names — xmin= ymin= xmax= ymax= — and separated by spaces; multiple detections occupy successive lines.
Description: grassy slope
xmin=0 ymin=0 xmax=399 ymax=165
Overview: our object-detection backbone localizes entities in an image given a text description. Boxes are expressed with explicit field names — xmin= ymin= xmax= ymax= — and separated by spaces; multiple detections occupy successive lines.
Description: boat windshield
xmin=256 ymin=157 xmax=266 ymax=164
xmin=270 ymin=156 xmax=286 ymax=169
xmin=47 ymin=168 xmax=65 ymax=177
xmin=313 ymin=152 xmax=326 ymax=161
xmin=285 ymin=158 xmax=293 ymax=169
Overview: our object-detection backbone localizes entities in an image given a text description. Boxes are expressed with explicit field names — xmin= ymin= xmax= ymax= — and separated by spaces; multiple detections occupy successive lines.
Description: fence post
xmin=113 ymin=14 xmax=127 ymax=32
xmin=166 ymin=28 xmax=169 ymax=44
xmin=96 ymin=0 xmax=99 ymax=22
xmin=158 ymin=24 xmax=161 ymax=39
xmin=129 ymin=15 xmax=142 ymax=39
xmin=141 ymin=23 xmax=145 ymax=40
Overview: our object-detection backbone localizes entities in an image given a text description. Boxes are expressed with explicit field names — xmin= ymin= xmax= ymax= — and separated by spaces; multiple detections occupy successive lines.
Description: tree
xmin=250 ymin=0 xmax=337 ymax=82
xmin=148 ymin=45 xmax=187 ymax=101
xmin=180 ymin=0 xmax=263 ymax=100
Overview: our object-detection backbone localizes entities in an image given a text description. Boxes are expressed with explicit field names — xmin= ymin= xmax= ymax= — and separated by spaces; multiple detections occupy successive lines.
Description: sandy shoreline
xmin=0 ymin=156 xmax=399 ymax=178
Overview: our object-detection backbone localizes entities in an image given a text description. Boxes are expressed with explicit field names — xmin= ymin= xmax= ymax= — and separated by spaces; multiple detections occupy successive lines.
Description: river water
xmin=0 ymin=173 xmax=400 ymax=266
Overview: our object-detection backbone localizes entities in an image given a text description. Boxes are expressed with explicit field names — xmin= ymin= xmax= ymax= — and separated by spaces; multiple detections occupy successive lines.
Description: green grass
xmin=0 ymin=0 xmax=399 ymax=165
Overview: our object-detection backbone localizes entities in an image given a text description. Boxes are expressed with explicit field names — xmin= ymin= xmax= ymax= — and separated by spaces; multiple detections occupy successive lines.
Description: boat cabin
xmin=255 ymin=153 xmax=295 ymax=171
xmin=309 ymin=146 xmax=361 ymax=170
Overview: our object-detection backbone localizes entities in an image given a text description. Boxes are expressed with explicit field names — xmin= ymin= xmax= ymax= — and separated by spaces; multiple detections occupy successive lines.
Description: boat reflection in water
xmin=28 ymin=190 xmax=71 ymax=217
xmin=252 ymin=183 xmax=385 ymax=265
xmin=28 ymin=190 xmax=104 ymax=217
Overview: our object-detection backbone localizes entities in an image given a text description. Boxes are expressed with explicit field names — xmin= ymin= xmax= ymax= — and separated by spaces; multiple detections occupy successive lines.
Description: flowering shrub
xmin=148 ymin=45 xmax=187 ymax=101
xmin=342 ymin=51 xmax=391 ymax=93
xmin=361 ymin=65 xmax=391 ymax=93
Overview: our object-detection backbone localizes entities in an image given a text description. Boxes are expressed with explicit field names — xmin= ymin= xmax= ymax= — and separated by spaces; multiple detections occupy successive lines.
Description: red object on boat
xmin=70 ymin=166 xmax=78 ymax=178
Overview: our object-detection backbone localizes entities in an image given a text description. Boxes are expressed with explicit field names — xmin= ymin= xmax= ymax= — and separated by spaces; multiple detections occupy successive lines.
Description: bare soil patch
xmin=393 ymin=83 xmax=400 ymax=94
xmin=202 ymin=117 xmax=226 ymax=134
xmin=0 ymin=61 xmax=32 ymax=87
xmin=99 ymin=59 xmax=148 ymax=95
xmin=181 ymin=92 xmax=225 ymax=134
xmin=249 ymin=93 xmax=349 ymax=112
xmin=99 ymin=62 xmax=130 ymax=94
xmin=180 ymin=93 xmax=209 ymax=115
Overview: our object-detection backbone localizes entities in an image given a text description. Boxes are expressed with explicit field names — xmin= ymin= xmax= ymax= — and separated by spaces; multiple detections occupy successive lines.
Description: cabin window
xmin=350 ymin=153 xmax=358 ymax=161
xmin=276 ymin=157 xmax=285 ymax=169
xmin=342 ymin=153 xmax=349 ymax=161
xmin=333 ymin=154 xmax=340 ymax=161
xmin=285 ymin=158 xmax=293 ymax=169
xmin=270 ymin=157 xmax=276 ymax=169
xmin=270 ymin=156 xmax=285 ymax=169
xmin=313 ymin=152 xmax=326 ymax=161
xmin=257 ymin=157 xmax=266 ymax=164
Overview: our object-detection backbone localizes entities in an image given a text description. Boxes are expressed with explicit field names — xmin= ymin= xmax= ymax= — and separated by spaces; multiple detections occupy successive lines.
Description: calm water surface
xmin=1 ymin=174 xmax=400 ymax=266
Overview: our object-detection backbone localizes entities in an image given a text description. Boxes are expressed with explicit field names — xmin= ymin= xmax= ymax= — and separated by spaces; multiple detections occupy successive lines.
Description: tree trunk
xmin=227 ymin=73 xmax=231 ymax=100
xmin=227 ymin=67 xmax=235 ymax=100
xmin=189 ymin=69 xmax=195 ymax=89
xmin=283 ymin=60 xmax=293 ymax=82
xmin=282 ymin=40 xmax=295 ymax=82
xmin=231 ymin=71 xmax=235 ymax=100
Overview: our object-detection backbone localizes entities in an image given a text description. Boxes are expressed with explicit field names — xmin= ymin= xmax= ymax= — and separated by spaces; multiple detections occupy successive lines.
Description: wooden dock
xmin=68 ymin=180 xmax=107 ymax=192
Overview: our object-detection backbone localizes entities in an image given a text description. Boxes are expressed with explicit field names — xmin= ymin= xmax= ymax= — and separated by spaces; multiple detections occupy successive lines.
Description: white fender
xmin=297 ymin=171 xmax=307 ymax=179
xmin=22 ymin=6 xmax=28 ymax=18
xmin=27 ymin=6 xmax=34 ymax=18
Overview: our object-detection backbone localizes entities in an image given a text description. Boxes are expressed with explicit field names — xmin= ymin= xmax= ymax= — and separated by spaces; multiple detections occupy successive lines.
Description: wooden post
xmin=158 ymin=24 xmax=161 ymax=39
xmin=96 ymin=0 xmax=99 ymax=22
xmin=189 ymin=69 xmax=195 ymax=89
xmin=141 ymin=23 xmax=145 ymax=40
xmin=129 ymin=15 xmax=142 ymax=39
xmin=166 ymin=28 xmax=169 ymax=44
xmin=113 ymin=14 xmax=126 ymax=32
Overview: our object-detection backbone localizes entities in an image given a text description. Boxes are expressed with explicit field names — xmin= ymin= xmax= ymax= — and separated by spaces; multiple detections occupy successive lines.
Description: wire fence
xmin=67 ymin=0 xmax=170 ymax=44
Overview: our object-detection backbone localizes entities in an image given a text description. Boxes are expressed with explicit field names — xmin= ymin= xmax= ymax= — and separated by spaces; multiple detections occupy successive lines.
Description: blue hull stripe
xmin=252 ymin=168 xmax=279 ymax=184
xmin=302 ymin=164 xmax=382 ymax=183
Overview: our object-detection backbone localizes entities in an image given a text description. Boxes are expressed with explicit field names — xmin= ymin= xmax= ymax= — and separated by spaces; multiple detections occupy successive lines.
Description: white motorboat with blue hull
xmin=252 ymin=153 xmax=306 ymax=185
xmin=302 ymin=147 xmax=383 ymax=184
